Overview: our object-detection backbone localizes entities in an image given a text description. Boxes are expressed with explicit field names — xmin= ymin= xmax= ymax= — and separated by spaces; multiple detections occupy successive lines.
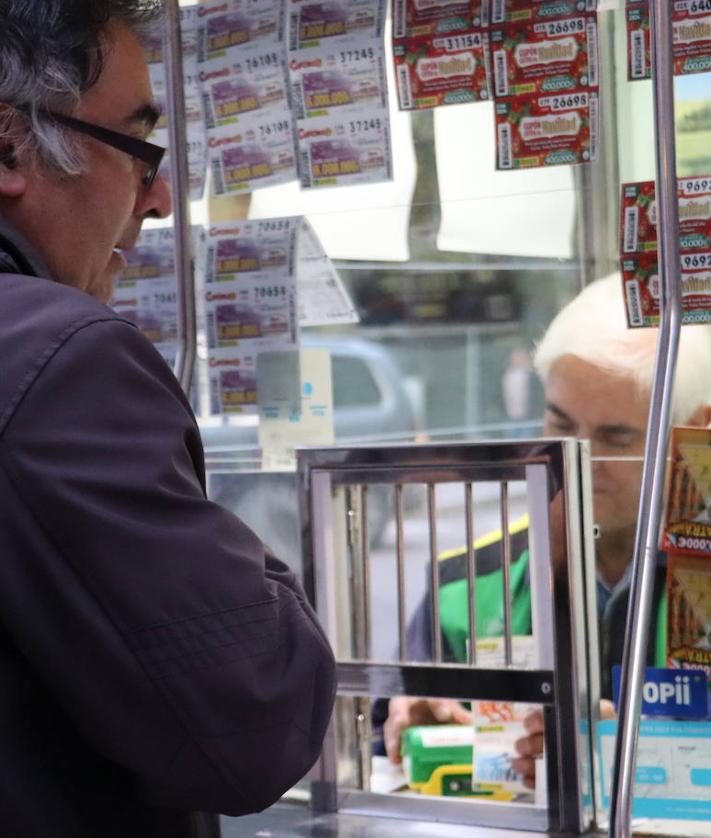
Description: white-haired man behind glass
xmin=384 ymin=274 xmax=711 ymax=782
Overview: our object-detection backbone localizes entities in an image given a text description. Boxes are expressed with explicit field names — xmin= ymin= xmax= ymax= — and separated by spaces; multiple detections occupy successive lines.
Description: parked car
xmin=200 ymin=335 xmax=416 ymax=574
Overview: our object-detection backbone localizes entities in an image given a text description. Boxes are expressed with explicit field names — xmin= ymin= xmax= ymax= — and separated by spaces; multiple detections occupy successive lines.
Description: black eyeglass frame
xmin=42 ymin=110 xmax=165 ymax=189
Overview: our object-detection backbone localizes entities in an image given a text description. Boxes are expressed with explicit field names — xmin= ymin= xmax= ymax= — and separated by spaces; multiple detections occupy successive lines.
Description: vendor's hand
xmin=512 ymin=700 xmax=617 ymax=789
xmin=383 ymin=697 xmax=472 ymax=764
xmin=512 ymin=708 xmax=544 ymax=789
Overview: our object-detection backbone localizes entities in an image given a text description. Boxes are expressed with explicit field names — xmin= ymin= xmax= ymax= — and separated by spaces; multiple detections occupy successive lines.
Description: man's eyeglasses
xmin=42 ymin=110 xmax=166 ymax=189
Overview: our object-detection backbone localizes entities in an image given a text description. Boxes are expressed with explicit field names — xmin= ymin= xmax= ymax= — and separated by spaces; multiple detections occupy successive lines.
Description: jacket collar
xmin=0 ymin=217 xmax=51 ymax=279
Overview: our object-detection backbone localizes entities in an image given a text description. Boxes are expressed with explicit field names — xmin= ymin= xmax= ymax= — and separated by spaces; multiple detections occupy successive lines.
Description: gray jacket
xmin=0 ymin=220 xmax=335 ymax=837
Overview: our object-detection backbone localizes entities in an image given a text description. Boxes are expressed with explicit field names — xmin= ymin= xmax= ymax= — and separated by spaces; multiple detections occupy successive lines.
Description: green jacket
xmin=416 ymin=516 xmax=667 ymax=681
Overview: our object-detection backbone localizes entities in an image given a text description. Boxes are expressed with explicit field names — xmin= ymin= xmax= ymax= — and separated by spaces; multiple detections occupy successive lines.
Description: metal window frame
xmin=298 ymin=439 xmax=598 ymax=834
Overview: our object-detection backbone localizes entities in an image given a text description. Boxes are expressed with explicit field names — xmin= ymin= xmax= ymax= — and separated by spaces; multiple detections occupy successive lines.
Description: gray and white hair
xmin=534 ymin=274 xmax=711 ymax=424
xmin=0 ymin=0 xmax=162 ymax=175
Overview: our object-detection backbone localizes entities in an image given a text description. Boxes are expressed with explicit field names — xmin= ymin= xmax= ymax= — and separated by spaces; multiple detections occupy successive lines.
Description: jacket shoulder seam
xmin=0 ymin=314 xmax=136 ymax=436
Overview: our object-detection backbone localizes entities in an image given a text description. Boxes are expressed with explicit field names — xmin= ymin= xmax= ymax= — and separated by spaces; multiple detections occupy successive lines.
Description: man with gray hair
xmin=383 ymin=274 xmax=711 ymax=768
xmin=0 ymin=3 xmax=335 ymax=836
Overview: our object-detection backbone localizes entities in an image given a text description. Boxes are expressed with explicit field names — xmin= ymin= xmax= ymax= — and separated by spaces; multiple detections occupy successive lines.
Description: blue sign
xmin=612 ymin=666 xmax=708 ymax=719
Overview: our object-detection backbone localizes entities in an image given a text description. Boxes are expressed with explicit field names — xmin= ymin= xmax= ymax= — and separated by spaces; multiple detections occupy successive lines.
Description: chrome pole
xmin=163 ymin=0 xmax=196 ymax=394
xmin=395 ymin=484 xmax=407 ymax=660
xmin=608 ymin=1 xmax=682 ymax=835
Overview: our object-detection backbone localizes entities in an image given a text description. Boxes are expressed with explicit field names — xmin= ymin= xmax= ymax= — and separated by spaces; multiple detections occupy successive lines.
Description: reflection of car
xmin=201 ymin=336 xmax=416 ymax=573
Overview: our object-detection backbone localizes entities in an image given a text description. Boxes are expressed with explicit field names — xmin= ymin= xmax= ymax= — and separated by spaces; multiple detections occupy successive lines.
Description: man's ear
xmin=0 ymin=145 xmax=26 ymax=198
xmin=686 ymin=404 xmax=711 ymax=428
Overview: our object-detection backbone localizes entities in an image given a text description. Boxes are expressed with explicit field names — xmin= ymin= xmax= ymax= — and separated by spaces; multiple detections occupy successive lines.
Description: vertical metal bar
xmin=464 ymin=482 xmax=477 ymax=666
xmin=355 ymin=697 xmax=372 ymax=793
xmin=500 ymin=481 xmax=513 ymax=666
xmin=609 ymin=2 xmax=682 ymax=836
xmin=395 ymin=484 xmax=407 ymax=661
xmin=163 ymin=0 xmax=196 ymax=394
xmin=427 ymin=483 xmax=442 ymax=663
xmin=347 ymin=486 xmax=363 ymax=660
xmin=360 ymin=485 xmax=371 ymax=660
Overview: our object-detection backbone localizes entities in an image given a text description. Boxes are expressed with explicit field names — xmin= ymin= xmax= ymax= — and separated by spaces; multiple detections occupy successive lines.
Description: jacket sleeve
xmin=0 ymin=318 xmax=336 ymax=815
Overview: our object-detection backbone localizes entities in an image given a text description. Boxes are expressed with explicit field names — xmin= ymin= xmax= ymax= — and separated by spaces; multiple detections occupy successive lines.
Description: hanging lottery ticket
xmin=205 ymin=277 xmax=297 ymax=350
xmin=392 ymin=2 xmax=491 ymax=110
xmin=204 ymin=220 xmax=298 ymax=416
xmin=111 ymin=228 xmax=181 ymax=367
xmin=297 ymin=113 xmax=392 ymax=187
xmin=200 ymin=45 xmax=289 ymax=130
xmin=286 ymin=0 xmax=386 ymax=50
xmin=394 ymin=29 xmax=491 ymax=110
xmin=621 ymin=177 xmax=711 ymax=255
xmin=112 ymin=279 xmax=179 ymax=365
xmin=495 ymin=90 xmax=598 ymax=168
xmin=205 ymin=217 xmax=299 ymax=284
xmin=627 ymin=0 xmax=711 ymax=80
xmin=287 ymin=0 xmax=392 ymax=188
xmin=393 ymin=0 xmax=485 ymax=39
xmin=203 ymin=216 xmax=357 ymax=413
xmin=196 ymin=0 xmax=283 ymax=64
xmin=490 ymin=0 xmax=596 ymax=25
xmin=491 ymin=2 xmax=599 ymax=169
xmin=198 ymin=0 xmax=297 ymax=195
xmin=207 ymin=115 xmax=298 ymax=195
xmin=289 ymin=42 xmax=388 ymax=119
xmin=622 ymin=250 xmax=711 ymax=327
xmin=207 ymin=350 xmax=260 ymax=414
xmin=490 ymin=14 xmax=598 ymax=98
xmin=204 ymin=219 xmax=299 ymax=350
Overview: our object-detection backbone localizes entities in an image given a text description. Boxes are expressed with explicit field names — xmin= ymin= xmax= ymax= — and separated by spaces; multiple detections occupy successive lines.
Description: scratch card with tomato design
xmin=621 ymin=176 xmax=711 ymax=255
xmin=495 ymin=90 xmax=597 ymax=168
xmin=627 ymin=0 xmax=711 ymax=79
xmin=673 ymin=0 xmax=711 ymax=76
xmin=621 ymin=252 xmax=711 ymax=327
xmin=490 ymin=14 xmax=598 ymax=98
xmin=490 ymin=0 xmax=597 ymax=25
xmin=392 ymin=0 xmax=486 ymax=39
xmin=394 ymin=30 xmax=490 ymax=109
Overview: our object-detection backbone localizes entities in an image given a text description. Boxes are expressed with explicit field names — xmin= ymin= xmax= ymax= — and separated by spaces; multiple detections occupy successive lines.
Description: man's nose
xmin=141 ymin=173 xmax=172 ymax=219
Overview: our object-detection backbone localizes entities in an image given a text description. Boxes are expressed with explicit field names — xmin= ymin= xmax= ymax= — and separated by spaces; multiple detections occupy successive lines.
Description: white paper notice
xmin=258 ymin=347 xmax=335 ymax=471
xmin=297 ymin=218 xmax=358 ymax=325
